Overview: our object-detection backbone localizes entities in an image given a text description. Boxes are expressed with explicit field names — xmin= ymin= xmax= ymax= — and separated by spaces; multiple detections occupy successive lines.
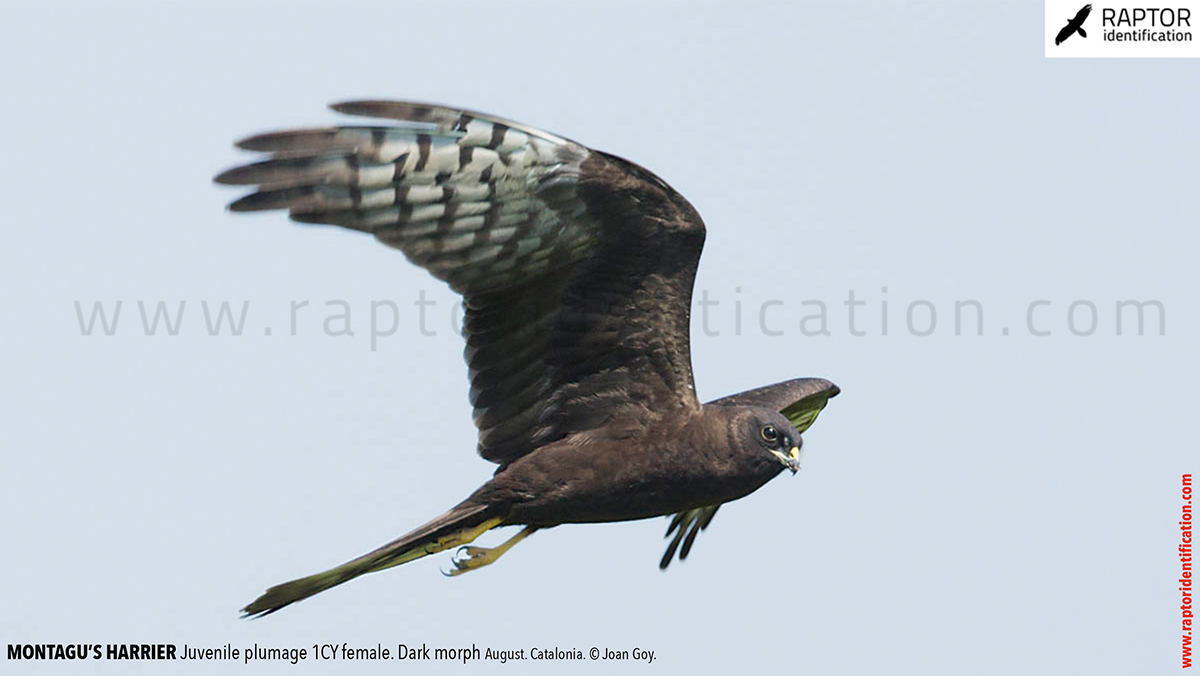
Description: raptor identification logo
xmin=1045 ymin=0 xmax=1200 ymax=56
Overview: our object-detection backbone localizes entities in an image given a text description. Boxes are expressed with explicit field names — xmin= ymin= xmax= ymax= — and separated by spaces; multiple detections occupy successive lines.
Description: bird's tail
xmin=242 ymin=502 xmax=502 ymax=617
xmin=1079 ymin=27 xmax=1088 ymax=37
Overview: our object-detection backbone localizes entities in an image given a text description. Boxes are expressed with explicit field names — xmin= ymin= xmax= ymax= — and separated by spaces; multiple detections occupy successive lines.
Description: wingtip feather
xmin=213 ymin=165 xmax=247 ymax=185
xmin=330 ymin=100 xmax=436 ymax=122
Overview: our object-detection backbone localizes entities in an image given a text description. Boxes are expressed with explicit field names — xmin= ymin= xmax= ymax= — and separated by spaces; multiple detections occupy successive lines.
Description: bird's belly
xmin=511 ymin=468 xmax=773 ymax=526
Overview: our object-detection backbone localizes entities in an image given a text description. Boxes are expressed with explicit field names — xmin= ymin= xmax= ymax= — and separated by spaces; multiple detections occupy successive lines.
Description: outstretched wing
xmin=708 ymin=378 xmax=840 ymax=431
xmin=216 ymin=101 xmax=706 ymax=467
xmin=1073 ymin=3 xmax=1092 ymax=24
xmin=660 ymin=378 xmax=840 ymax=569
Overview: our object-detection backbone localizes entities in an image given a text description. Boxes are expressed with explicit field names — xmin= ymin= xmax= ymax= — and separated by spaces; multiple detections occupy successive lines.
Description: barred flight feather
xmin=217 ymin=100 xmax=704 ymax=467
xmin=216 ymin=104 xmax=593 ymax=296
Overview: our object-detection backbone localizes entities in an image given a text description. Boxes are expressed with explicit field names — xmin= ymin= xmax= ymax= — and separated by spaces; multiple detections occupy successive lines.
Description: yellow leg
xmin=373 ymin=517 xmax=504 ymax=571
xmin=446 ymin=526 xmax=538 ymax=577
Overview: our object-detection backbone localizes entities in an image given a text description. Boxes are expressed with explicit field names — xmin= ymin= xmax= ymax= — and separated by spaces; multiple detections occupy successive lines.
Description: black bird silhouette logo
xmin=1056 ymin=4 xmax=1093 ymax=45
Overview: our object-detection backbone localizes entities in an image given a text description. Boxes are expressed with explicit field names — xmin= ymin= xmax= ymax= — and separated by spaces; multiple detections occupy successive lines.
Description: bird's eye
xmin=760 ymin=425 xmax=779 ymax=443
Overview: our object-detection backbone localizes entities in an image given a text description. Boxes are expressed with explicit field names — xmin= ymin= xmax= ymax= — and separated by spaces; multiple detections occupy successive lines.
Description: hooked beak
xmin=770 ymin=446 xmax=801 ymax=475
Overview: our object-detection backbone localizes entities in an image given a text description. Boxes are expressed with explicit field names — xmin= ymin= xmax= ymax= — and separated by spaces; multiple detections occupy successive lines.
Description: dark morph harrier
xmin=1056 ymin=4 xmax=1092 ymax=45
xmin=216 ymin=101 xmax=840 ymax=616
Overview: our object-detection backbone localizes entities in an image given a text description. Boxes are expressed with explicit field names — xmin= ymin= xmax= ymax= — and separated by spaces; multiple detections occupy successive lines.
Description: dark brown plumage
xmin=216 ymin=101 xmax=839 ymax=616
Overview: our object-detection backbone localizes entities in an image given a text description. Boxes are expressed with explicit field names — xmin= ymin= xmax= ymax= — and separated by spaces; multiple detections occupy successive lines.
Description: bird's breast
xmin=496 ymin=442 xmax=777 ymax=526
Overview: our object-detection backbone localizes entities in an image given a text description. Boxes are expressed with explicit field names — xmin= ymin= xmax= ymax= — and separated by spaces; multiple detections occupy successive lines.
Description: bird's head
xmin=737 ymin=407 xmax=803 ymax=476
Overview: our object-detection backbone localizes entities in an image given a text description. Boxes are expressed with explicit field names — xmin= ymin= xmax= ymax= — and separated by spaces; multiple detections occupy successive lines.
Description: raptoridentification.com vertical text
xmin=1183 ymin=474 xmax=1193 ymax=669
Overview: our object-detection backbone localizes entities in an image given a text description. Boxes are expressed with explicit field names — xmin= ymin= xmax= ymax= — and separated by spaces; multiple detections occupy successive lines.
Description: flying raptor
xmin=1056 ymin=4 xmax=1092 ymax=45
xmin=216 ymin=101 xmax=840 ymax=616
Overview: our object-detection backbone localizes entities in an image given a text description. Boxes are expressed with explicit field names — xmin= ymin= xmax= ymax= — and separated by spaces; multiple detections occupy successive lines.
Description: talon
xmin=443 ymin=526 xmax=537 ymax=578
xmin=451 ymin=545 xmax=473 ymax=567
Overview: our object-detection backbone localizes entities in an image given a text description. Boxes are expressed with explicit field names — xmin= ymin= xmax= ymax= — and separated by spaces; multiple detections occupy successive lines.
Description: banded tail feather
xmin=241 ymin=503 xmax=501 ymax=617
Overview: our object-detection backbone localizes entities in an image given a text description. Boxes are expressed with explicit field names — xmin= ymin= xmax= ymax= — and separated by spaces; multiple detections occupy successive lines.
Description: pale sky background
xmin=0 ymin=1 xmax=1196 ymax=675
